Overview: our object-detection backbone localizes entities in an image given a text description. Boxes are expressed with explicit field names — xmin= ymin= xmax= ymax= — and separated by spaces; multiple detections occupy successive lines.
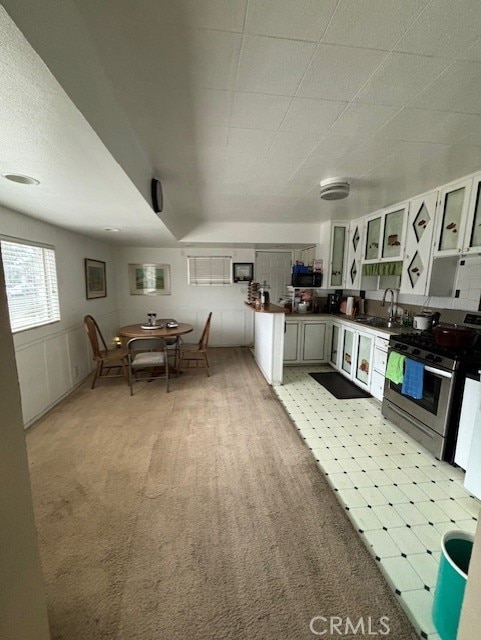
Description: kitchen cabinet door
xmin=433 ymin=178 xmax=472 ymax=257
xmin=400 ymin=191 xmax=438 ymax=295
xmin=301 ymin=321 xmax=326 ymax=362
xmin=364 ymin=212 xmax=383 ymax=262
xmin=464 ymin=172 xmax=481 ymax=253
xmin=341 ymin=327 xmax=355 ymax=377
xmin=328 ymin=223 xmax=348 ymax=287
xmin=284 ymin=322 xmax=299 ymax=362
xmin=354 ymin=332 xmax=373 ymax=389
xmin=283 ymin=320 xmax=327 ymax=364
xmin=346 ymin=219 xmax=364 ymax=289
xmin=381 ymin=204 xmax=407 ymax=261
xmin=330 ymin=323 xmax=341 ymax=368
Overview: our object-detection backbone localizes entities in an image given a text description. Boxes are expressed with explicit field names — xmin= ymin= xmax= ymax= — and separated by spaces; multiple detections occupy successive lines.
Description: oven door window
xmin=389 ymin=368 xmax=442 ymax=415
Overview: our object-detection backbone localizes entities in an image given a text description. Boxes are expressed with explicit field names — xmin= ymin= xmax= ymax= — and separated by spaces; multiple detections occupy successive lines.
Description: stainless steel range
xmin=382 ymin=312 xmax=481 ymax=463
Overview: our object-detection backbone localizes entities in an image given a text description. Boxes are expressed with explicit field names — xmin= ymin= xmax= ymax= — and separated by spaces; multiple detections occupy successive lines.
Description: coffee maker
xmin=326 ymin=292 xmax=341 ymax=314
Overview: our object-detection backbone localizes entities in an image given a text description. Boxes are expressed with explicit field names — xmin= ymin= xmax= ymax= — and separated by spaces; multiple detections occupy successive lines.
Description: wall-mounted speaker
xmin=151 ymin=178 xmax=163 ymax=213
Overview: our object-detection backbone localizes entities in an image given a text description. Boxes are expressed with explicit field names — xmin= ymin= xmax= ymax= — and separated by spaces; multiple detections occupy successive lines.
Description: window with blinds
xmin=187 ymin=256 xmax=232 ymax=285
xmin=1 ymin=238 xmax=61 ymax=332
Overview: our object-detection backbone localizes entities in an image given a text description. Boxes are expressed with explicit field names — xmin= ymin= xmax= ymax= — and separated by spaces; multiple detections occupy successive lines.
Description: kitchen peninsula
xmin=248 ymin=301 xmax=404 ymax=397
xmin=246 ymin=302 xmax=286 ymax=386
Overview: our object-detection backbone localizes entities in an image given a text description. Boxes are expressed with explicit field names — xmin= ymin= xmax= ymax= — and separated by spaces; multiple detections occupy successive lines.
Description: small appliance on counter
xmin=412 ymin=310 xmax=441 ymax=331
xmin=324 ymin=292 xmax=342 ymax=313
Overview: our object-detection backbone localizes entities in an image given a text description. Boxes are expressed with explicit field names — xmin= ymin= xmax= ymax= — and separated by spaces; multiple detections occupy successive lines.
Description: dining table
xmin=119 ymin=322 xmax=194 ymax=342
xmin=119 ymin=322 xmax=194 ymax=375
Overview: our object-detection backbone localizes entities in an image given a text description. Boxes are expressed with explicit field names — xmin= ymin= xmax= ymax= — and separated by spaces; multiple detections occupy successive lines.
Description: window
xmin=187 ymin=256 xmax=232 ymax=285
xmin=1 ymin=238 xmax=60 ymax=332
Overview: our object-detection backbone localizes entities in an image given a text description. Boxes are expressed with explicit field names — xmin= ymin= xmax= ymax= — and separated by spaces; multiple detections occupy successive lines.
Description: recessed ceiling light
xmin=104 ymin=228 xmax=120 ymax=232
xmin=3 ymin=173 xmax=40 ymax=185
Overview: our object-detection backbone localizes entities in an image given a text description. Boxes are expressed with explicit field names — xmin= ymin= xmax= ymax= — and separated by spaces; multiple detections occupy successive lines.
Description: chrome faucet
xmin=381 ymin=288 xmax=397 ymax=326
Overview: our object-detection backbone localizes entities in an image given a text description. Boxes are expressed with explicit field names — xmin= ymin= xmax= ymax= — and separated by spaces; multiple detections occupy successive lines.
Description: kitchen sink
xmin=355 ymin=315 xmax=398 ymax=328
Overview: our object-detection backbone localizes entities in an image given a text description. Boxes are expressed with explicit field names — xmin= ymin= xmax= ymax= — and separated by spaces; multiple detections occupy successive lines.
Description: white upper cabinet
xmin=400 ymin=190 xmax=438 ymax=295
xmin=464 ymin=172 xmax=481 ymax=254
xmin=363 ymin=203 xmax=408 ymax=263
xmin=345 ymin=218 xmax=364 ymax=290
xmin=328 ymin=223 xmax=349 ymax=288
xmin=433 ymin=177 xmax=472 ymax=257
xmin=364 ymin=211 xmax=383 ymax=262
xmin=381 ymin=204 xmax=407 ymax=261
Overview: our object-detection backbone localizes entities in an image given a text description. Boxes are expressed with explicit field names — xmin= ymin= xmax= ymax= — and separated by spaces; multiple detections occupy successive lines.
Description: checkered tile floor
xmin=273 ymin=365 xmax=480 ymax=640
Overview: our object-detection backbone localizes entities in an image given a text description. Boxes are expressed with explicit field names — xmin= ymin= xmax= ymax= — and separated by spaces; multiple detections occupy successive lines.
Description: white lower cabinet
xmin=284 ymin=321 xmax=300 ymax=362
xmin=354 ymin=331 xmax=374 ymax=390
xmin=340 ymin=327 xmax=374 ymax=391
xmin=329 ymin=322 xmax=342 ymax=368
xmin=333 ymin=322 xmax=389 ymax=396
xmin=284 ymin=319 xmax=328 ymax=364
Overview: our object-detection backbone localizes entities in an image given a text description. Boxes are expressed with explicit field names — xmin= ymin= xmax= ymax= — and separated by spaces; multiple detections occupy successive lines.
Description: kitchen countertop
xmin=244 ymin=302 xmax=287 ymax=314
xmin=245 ymin=302 xmax=407 ymax=335
xmin=285 ymin=311 xmax=405 ymax=336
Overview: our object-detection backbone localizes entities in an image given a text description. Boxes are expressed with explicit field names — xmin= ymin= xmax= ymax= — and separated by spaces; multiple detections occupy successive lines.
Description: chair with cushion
xmin=178 ymin=312 xmax=212 ymax=377
xmin=157 ymin=318 xmax=181 ymax=373
xmin=84 ymin=315 xmax=129 ymax=389
xmin=127 ymin=337 xmax=169 ymax=394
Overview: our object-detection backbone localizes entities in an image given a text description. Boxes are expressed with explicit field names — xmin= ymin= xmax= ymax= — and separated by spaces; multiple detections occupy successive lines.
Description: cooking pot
xmin=413 ymin=311 xmax=441 ymax=331
xmin=433 ymin=324 xmax=479 ymax=349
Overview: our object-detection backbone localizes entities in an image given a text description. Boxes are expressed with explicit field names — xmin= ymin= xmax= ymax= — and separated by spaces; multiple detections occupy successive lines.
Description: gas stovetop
xmin=389 ymin=311 xmax=481 ymax=371
xmin=390 ymin=331 xmax=481 ymax=368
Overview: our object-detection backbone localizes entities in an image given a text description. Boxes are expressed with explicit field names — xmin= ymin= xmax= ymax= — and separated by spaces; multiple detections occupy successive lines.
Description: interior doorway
xmin=255 ymin=251 xmax=293 ymax=304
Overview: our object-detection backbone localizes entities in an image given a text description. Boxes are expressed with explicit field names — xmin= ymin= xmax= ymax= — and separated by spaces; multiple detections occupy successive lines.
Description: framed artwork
xmin=233 ymin=262 xmax=254 ymax=282
xmin=128 ymin=263 xmax=171 ymax=295
xmin=85 ymin=259 xmax=107 ymax=299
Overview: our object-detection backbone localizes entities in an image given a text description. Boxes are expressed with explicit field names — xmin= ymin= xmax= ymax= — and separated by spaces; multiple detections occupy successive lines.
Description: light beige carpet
xmin=26 ymin=347 xmax=418 ymax=639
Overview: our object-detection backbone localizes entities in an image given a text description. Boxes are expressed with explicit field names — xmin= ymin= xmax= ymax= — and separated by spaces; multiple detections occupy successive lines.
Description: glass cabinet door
xmin=382 ymin=208 xmax=405 ymax=259
xmin=330 ymin=324 xmax=340 ymax=366
xmin=467 ymin=179 xmax=481 ymax=251
xmin=330 ymin=225 xmax=347 ymax=287
xmin=365 ymin=215 xmax=382 ymax=260
xmin=355 ymin=333 xmax=373 ymax=386
xmin=438 ymin=186 xmax=466 ymax=253
xmin=341 ymin=328 xmax=354 ymax=376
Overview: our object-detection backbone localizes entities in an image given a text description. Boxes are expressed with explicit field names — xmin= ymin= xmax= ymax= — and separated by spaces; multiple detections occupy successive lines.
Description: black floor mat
xmin=309 ymin=371 xmax=371 ymax=399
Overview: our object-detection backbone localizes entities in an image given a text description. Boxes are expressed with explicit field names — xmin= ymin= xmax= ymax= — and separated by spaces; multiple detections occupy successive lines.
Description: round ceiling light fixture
xmin=319 ymin=177 xmax=350 ymax=201
xmin=2 ymin=173 xmax=40 ymax=185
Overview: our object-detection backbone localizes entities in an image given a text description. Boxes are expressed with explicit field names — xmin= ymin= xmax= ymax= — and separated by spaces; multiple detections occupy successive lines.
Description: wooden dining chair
xmin=127 ymin=337 xmax=169 ymax=394
xmin=84 ymin=315 xmax=129 ymax=389
xmin=178 ymin=312 xmax=212 ymax=376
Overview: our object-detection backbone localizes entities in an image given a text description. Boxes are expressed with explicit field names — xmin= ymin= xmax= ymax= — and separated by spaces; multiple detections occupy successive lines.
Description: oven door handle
xmin=424 ymin=365 xmax=453 ymax=379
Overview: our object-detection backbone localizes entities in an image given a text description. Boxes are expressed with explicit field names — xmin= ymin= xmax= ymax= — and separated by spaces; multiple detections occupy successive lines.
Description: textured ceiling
xmin=3 ymin=0 xmax=481 ymax=246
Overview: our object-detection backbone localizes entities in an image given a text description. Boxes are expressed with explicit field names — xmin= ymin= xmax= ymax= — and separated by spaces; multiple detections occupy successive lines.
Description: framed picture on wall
xmin=128 ymin=263 xmax=171 ymax=295
xmin=233 ymin=262 xmax=254 ymax=282
xmin=85 ymin=259 xmax=107 ymax=299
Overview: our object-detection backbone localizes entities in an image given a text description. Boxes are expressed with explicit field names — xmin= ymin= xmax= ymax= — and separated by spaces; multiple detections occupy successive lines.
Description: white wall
xmin=0 ymin=205 xmax=120 ymax=427
xmin=115 ymin=247 xmax=256 ymax=346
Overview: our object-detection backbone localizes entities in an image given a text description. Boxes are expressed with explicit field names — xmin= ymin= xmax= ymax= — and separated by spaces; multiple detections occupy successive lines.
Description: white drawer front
xmin=374 ymin=347 xmax=388 ymax=373
xmin=371 ymin=370 xmax=385 ymax=401
xmin=375 ymin=335 xmax=390 ymax=351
